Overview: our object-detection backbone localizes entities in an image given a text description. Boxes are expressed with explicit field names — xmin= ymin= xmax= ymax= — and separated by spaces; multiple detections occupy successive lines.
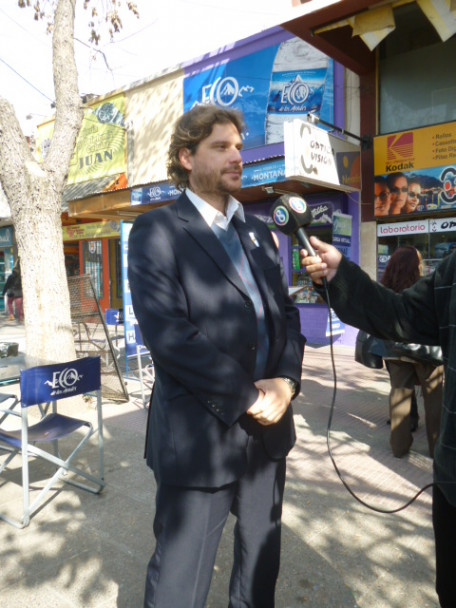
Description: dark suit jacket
xmin=128 ymin=193 xmax=305 ymax=488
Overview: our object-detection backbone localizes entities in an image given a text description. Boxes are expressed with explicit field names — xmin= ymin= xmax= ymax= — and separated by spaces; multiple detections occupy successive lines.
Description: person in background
xmin=387 ymin=172 xmax=409 ymax=215
xmin=300 ymin=236 xmax=456 ymax=608
xmin=381 ymin=246 xmax=443 ymax=457
xmin=404 ymin=177 xmax=422 ymax=213
xmin=2 ymin=261 xmax=23 ymax=323
xmin=128 ymin=104 xmax=305 ymax=608
xmin=374 ymin=176 xmax=391 ymax=216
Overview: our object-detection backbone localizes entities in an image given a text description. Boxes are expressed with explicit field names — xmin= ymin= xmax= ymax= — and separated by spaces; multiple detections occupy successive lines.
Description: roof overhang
xmin=282 ymin=0 xmax=381 ymax=74
xmin=282 ymin=0 xmax=456 ymax=75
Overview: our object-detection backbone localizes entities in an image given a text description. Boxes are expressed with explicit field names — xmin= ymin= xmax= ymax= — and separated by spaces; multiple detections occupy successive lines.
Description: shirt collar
xmin=185 ymin=188 xmax=245 ymax=231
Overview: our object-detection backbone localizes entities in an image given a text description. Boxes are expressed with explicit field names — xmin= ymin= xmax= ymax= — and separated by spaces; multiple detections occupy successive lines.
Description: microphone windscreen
xmin=270 ymin=194 xmax=313 ymax=235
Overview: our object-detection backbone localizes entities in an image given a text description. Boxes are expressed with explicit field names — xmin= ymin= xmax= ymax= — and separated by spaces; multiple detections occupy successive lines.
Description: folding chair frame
xmin=134 ymin=324 xmax=155 ymax=408
xmin=0 ymin=356 xmax=104 ymax=528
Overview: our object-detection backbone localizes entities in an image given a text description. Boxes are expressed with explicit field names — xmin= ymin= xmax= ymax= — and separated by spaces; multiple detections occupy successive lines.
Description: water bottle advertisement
xmin=184 ymin=36 xmax=334 ymax=150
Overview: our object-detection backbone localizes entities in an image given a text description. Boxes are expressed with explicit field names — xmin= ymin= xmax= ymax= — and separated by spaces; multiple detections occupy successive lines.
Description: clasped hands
xmin=246 ymin=378 xmax=294 ymax=426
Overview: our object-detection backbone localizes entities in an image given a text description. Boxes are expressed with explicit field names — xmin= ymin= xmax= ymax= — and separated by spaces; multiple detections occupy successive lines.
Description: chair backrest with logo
xmin=20 ymin=356 xmax=101 ymax=406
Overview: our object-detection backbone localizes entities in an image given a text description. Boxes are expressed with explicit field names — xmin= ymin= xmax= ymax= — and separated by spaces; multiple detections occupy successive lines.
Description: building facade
xmin=36 ymin=24 xmax=364 ymax=348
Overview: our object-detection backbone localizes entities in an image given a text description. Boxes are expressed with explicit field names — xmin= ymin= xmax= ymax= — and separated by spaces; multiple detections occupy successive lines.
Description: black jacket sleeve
xmin=318 ymin=256 xmax=440 ymax=346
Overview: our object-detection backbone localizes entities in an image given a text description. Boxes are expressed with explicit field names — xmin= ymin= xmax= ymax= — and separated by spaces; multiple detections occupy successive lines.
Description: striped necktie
xmin=213 ymin=222 xmax=269 ymax=379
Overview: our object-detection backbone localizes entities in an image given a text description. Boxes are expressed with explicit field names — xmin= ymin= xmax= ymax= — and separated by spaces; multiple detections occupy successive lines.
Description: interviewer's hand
xmin=247 ymin=378 xmax=291 ymax=426
xmin=300 ymin=236 xmax=342 ymax=285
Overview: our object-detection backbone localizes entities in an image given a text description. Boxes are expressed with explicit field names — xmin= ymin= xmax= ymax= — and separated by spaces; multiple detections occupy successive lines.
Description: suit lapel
xmin=235 ymin=216 xmax=284 ymax=330
xmin=176 ymin=195 xmax=249 ymax=297
xmin=234 ymin=217 xmax=270 ymax=303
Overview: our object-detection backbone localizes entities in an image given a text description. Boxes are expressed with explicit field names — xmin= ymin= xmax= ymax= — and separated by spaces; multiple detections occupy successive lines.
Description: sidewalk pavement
xmin=0 ymin=318 xmax=438 ymax=607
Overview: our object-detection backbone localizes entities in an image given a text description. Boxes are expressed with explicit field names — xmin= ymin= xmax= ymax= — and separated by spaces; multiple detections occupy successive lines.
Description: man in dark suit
xmin=128 ymin=104 xmax=305 ymax=608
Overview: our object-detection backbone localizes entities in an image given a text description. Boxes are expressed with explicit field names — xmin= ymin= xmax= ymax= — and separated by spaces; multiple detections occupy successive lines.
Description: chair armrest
xmin=0 ymin=393 xmax=18 ymax=404
xmin=0 ymin=407 xmax=21 ymax=418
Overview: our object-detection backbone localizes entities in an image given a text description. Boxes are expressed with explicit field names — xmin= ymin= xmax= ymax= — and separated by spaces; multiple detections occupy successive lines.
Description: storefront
xmin=62 ymin=221 xmax=123 ymax=312
xmin=278 ymin=1 xmax=456 ymax=348
xmin=244 ymin=188 xmax=359 ymax=345
xmin=377 ymin=216 xmax=456 ymax=279
xmin=374 ymin=120 xmax=456 ymax=276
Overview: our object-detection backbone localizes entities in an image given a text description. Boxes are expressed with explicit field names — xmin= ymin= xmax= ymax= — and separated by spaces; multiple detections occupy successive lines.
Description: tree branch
xmin=43 ymin=0 xmax=83 ymax=188
xmin=0 ymin=96 xmax=32 ymax=209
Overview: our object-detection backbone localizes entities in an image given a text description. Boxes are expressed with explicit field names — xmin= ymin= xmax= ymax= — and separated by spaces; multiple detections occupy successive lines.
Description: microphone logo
xmin=288 ymin=196 xmax=308 ymax=215
xmin=272 ymin=206 xmax=289 ymax=227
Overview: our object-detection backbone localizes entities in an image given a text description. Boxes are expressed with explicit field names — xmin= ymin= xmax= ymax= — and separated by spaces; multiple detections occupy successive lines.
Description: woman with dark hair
xmin=381 ymin=246 xmax=443 ymax=457
xmin=2 ymin=261 xmax=23 ymax=323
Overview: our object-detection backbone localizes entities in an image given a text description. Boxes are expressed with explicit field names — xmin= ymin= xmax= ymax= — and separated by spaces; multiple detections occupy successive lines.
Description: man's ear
xmin=179 ymin=148 xmax=193 ymax=171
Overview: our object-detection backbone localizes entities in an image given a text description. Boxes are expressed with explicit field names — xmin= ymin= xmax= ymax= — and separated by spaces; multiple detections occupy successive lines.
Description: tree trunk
xmin=0 ymin=0 xmax=82 ymax=363
xmin=15 ymin=170 xmax=76 ymax=362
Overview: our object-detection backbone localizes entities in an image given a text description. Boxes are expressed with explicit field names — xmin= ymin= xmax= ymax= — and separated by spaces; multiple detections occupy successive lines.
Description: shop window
xmin=379 ymin=3 xmax=456 ymax=133
xmin=429 ymin=232 xmax=456 ymax=273
xmin=82 ymin=240 xmax=103 ymax=300
xmin=64 ymin=244 xmax=80 ymax=277
xmin=376 ymin=231 xmax=456 ymax=280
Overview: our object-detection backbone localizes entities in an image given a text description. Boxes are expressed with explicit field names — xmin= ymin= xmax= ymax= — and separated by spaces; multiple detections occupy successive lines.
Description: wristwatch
xmin=279 ymin=376 xmax=299 ymax=400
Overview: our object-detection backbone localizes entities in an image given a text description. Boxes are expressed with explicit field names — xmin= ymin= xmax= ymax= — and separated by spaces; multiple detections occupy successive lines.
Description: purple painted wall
xmin=246 ymin=192 xmax=360 ymax=348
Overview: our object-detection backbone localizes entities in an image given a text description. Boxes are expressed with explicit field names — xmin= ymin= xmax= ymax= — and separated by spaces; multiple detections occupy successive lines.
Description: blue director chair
xmin=0 ymin=356 xmax=104 ymax=528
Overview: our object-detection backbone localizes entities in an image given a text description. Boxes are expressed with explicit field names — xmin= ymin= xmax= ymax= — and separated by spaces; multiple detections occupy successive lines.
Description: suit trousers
xmin=386 ymin=360 xmax=443 ymax=458
xmin=144 ymin=434 xmax=286 ymax=608
xmin=432 ymin=484 xmax=456 ymax=608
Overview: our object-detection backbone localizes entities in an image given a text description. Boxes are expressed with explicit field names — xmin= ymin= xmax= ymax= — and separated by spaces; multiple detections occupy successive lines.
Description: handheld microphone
xmin=270 ymin=194 xmax=316 ymax=256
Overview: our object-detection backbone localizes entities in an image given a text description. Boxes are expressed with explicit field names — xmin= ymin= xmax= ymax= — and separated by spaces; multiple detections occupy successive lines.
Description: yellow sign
xmin=62 ymin=221 xmax=120 ymax=242
xmin=37 ymin=94 xmax=127 ymax=185
xmin=373 ymin=122 xmax=456 ymax=216
xmin=374 ymin=122 xmax=456 ymax=174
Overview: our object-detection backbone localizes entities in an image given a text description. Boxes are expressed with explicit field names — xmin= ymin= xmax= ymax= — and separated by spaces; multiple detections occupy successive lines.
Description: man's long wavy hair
xmin=167 ymin=104 xmax=244 ymax=191
xmin=381 ymin=246 xmax=422 ymax=293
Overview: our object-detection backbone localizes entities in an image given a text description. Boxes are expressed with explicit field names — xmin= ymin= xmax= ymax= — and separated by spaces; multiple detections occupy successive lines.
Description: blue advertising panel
xmin=131 ymin=182 xmax=180 ymax=206
xmin=241 ymin=158 xmax=286 ymax=189
xmin=120 ymin=221 xmax=137 ymax=372
xmin=184 ymin=37 xmax=334 ymax=149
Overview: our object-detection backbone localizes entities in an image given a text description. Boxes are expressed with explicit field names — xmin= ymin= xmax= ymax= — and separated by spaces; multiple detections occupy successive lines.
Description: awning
xmin=63 ymin=174 xmax=128 ymax=203
xmin=314 ymin=0 xmax=456 ymax=50
xmin=282 ymin=0 xmax=456 ymax=74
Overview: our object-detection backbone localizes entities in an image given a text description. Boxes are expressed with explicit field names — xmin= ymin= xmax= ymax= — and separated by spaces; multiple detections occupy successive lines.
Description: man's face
xmin=374 ymin=182 xmax=391 ymax=216
xmin=390 ymin=176 xmax=408 ymax=212
xmin=179 ymin=122 xmax=243 ymax=207
xmin=405 ymin=182 xmax=421 ymax=212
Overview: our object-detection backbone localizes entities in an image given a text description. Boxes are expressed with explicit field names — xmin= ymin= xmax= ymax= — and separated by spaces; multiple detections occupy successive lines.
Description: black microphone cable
xmin=269 ymin=189 xmax=438 ymax=511
xmin=319 ymin=277 xmax=434 ymax=514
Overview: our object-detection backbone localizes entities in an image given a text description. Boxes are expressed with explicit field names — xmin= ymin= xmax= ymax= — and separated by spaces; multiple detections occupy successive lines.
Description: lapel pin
xmin=249 ymin=232 xmax=260 ymax=247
